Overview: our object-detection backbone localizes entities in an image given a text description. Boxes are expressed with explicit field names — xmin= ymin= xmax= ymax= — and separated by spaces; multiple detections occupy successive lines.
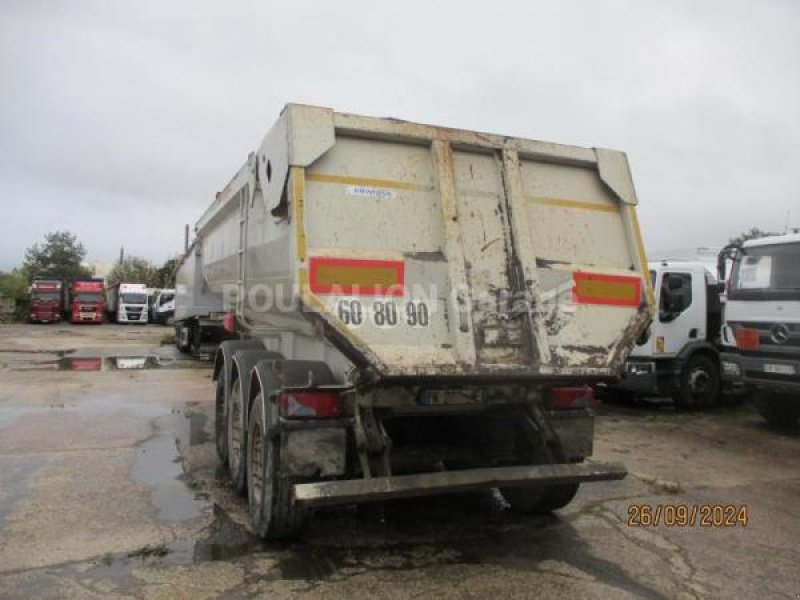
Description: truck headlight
xmin=721 ymin=360 xmax=741 ymax=377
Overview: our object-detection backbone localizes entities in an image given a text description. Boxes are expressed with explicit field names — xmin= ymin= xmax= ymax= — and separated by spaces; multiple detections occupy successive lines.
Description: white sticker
xmin=347 ymin=185 xmax=396 ymax=200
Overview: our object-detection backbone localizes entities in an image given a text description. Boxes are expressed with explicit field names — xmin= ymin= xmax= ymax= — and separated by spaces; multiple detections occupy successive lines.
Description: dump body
xmin=28 ymin=278 xmax=64 ymax=323
xmin=68 ymin=279 xmax=105 ymax=324
xmin=191 ymin=104 xmax=651 ymax=384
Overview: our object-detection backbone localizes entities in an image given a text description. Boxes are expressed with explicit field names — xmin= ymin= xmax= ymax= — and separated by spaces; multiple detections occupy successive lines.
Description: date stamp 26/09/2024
xmin=627 ymin=504 xmax=749 ymax=528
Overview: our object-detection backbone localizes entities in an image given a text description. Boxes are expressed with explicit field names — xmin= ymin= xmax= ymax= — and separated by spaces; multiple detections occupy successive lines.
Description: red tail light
xmin=548 ymin=386 xmax=596 ymax=410
xmin=733 ymin=328 xmax=760 ymax=351
xmin=223 ymin=312 xmax=236 ymax=333
xmin=278 ymin=392 xmax=341 ymax=418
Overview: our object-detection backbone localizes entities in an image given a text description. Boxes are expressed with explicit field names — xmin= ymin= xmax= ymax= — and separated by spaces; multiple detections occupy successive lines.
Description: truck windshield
xmin=32 ymin=292 xmax=61 ymax=302
xmin=121 ymin=293 xmax=147 ymax=304
xmin=730 ymin=242 xmax=800 ymax=300
xmin=75 ymin=293 xmax=103 ymax=303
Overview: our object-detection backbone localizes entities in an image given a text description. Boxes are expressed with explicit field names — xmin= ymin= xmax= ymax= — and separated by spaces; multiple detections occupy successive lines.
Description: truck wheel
xmin=227 ymin=375 xmax=248 ymax=495
xmin=673 ymin=355 xmax=720 ymax=409
xmin=754 ymin=393 xmax=800 ymax=428
xmin=215 ymin=376 xmax=228 ymax=466
xmin=247 ymin=392 xmax=310 ymax=539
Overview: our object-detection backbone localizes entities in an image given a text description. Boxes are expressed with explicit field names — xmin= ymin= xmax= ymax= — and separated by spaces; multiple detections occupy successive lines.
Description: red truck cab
xmin=29 ymin=278 xmax=64 ymax=323
xmin=69 ymin=279 xmax=105 ymax=324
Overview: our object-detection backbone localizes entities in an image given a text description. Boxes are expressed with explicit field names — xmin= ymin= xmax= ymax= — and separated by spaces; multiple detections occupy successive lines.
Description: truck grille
xmin=729 ymin=321 xmax=800 ymax=350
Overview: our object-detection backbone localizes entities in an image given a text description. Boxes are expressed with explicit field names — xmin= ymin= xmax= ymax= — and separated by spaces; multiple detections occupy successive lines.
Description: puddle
xmin=5 ymin=353 xmax=211 ymax=372
xmin=130 ymin=405 xmax=214 ymax=523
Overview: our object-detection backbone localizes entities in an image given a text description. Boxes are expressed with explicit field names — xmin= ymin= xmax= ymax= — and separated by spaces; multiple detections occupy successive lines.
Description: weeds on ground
xmin=160 ymin=334 xmax=176 ymax=346
xmin=127 ymin=543 xmax=169 ymax=559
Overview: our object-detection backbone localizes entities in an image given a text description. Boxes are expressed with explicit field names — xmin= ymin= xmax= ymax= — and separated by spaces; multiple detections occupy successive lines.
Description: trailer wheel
xmin=247 ymin=392 xmax=310 ymax=539
xmin=227 ymin=375 xmax=248 ymax=495
xmin=673 ymin=354 xmax=720 ymax=409
xmin=215 ymin=376 xmax=228 ymax=466
xmin=534 ymin=483 xmax=581 ymax=512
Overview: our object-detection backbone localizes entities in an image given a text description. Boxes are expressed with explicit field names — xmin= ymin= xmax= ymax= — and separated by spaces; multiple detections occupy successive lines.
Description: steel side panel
xmin=293 ymin=461 xmax=628 ymax=508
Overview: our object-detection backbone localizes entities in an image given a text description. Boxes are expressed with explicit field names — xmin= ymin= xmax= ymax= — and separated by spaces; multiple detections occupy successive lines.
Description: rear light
xmin=223 ymin=312 xmax=236 ymax=333
xmin=733 ymin=327 xmax=760 ymax=351
xmin=278 ymin=392 xmax=341 ymax=418
xmin=548 ymin=386 xmax=596 ymax=410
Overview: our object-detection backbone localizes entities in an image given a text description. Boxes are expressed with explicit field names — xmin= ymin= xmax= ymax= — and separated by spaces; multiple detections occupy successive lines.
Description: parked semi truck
xmin=178 ymin=104 xmax=652 ymax=539
xmin=28 ymin=277 xmax=65 ymax=323
xmin=718 ymin=233 xmax=800 ymax=425
xmin=67 ymin=278 xmax=105 ymax=324
xmin=604 ymin=260 xmax=724 ymax=407
xmin=106 ymin=282 xmax=149 ymax=324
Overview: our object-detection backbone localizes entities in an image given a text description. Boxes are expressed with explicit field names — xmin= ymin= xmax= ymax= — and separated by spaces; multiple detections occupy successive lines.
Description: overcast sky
xmin=1 ymin=0 xmax=798 ymax=271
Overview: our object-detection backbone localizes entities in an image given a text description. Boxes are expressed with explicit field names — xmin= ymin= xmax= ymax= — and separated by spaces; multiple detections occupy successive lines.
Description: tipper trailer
xmin=178 ymin=104 xmax=653 ymax=538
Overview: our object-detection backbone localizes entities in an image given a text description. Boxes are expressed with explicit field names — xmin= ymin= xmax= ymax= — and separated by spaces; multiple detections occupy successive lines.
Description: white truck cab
xmin=610 ymin=260 xmax=723 ymax=407
xmin=150 ymin=288 xmax=175 ymax=325
xmin=115 ymin=283 xmax=149 ymax=324
xmin=719 ymin=233 xmax=800 ymax=425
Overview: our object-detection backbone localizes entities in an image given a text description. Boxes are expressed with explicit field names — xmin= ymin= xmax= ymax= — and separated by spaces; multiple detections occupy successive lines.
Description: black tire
xmin=753 ymin=392 xmax=800 ymax=428
xmin=501 ymin=480 xmax=581 ymax=514
xmin=227 ymin=374 xmax=248 ymax=495
xmin=535 ymin=483 xmax=581 ymax=512
xmin=215 ymin=376 xmax=228 ymax=466
xmin=501 ymin=485 xmax=547 ymax=512
xmin=247 ymin=392 xmax=310 ymax=540
xmin=673 ymin=354 xmax=720 ymax=409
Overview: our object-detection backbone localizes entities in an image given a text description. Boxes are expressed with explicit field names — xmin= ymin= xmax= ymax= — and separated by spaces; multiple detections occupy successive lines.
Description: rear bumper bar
xmin=293 ymin=461 xmax=627 ymax=508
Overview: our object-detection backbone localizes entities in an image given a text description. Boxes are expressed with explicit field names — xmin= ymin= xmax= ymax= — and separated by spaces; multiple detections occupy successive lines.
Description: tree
xmin=22 ymin=231 xmax=93 ymax=282
xmin=151 ymin=257 xmax=178 ymax=289
xmin=108 ymin=256 xmax=157 ymax=287
xmin=728 ymin=227 xmax=779 ymax=248
xmin=0 ymin=269 xmax=28 ymax=300
xmin=108 ymin=256 xmax=178 ymax=288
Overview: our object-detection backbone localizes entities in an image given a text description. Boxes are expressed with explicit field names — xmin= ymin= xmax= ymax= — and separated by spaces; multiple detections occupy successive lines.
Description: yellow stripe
xmin=307 ymin=172 xmax=431 ymax=192
xmin=315 ymin=264 xmax=400 ymax=288
xmin=575 ymin=278 xmax=639 ymax=302
xmin=627 ymin=205 xmax=655 ymax=313
xmin=531 ymin=196 xmax=619 ymax=213
xmin=292 ymin=167 xmax=307 ymax=263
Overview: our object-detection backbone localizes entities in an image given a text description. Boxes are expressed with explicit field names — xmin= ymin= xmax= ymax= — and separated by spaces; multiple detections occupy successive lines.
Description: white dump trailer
xmin=178 ymin=104 xmax=653 ymax=538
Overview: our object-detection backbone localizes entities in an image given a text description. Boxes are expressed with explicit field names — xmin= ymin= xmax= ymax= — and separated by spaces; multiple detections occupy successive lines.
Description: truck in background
xmin=604 ymin=260 xmax=724 ymax=408
xmin=68 ymin=279 xmax=105 ymax=324
xmin=28 ymin=278 xmax=65 ymax=323
xmin=106 ymin=282 xmax=149 ymax=324
xmin=174 ymin=245 xmax=236 ymax=356
xmin=150 ymin=288 xmax=176 ymax=324
xmin=178 ymin=104 xmax=652 ymax=539
xmin=719 ymin=233 xmax=800 ymax=426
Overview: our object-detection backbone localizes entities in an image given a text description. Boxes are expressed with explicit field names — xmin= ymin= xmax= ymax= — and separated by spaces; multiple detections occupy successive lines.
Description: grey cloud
xmin=1 ymin=0 xmax=798 ymax=270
